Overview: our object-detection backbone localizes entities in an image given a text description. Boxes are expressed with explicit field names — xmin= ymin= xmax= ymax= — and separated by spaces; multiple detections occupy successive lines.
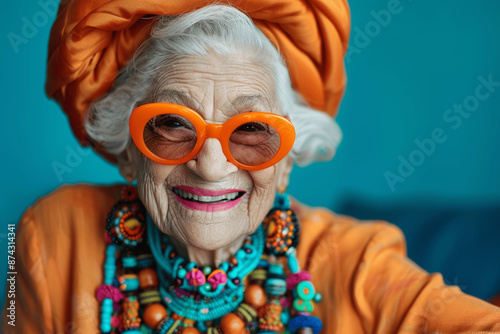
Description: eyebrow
xmin=229 ymin=94 xmax=270 ymax=112
xmin=153 ymin=89 xmax=199 ymax=110
xmin=153 ymin=90 xmax=271 ymax=113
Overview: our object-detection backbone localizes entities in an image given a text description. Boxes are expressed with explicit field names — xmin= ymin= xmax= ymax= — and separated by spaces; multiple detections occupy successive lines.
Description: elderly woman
xmin=3 ymin=1 xmax=500 ymax=333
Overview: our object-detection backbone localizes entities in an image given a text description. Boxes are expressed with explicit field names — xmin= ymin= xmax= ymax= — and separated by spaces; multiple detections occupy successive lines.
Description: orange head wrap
xmin=46 ymin=0 xmax=350 ymax=162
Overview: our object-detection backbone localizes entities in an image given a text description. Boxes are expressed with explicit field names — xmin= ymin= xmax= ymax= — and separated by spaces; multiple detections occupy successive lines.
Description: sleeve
xmin=1 ymin=207 xmax=55 ymax=334
xmin=351 ymin=221 xmax=500 ymax=333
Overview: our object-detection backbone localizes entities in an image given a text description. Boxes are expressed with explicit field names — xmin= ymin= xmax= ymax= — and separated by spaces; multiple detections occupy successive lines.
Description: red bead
xmin=220 ymin=313 xmax=245 ymax=334
xmin=244 ymin=284 xmax=267 ymax=308
xmin=143 ymin=303 xmax=167 ymax=328
xmin=138 ymin=268 xmax=159 ymax=289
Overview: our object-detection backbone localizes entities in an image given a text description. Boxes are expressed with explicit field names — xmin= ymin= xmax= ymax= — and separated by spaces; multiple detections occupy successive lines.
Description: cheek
xmin=135 ymin=160 xmax=177 ymax=230
xmin=250 ymin=163 xmax=281 ymax=190
xmin=247 ymin=167 xmax=279 ymax=228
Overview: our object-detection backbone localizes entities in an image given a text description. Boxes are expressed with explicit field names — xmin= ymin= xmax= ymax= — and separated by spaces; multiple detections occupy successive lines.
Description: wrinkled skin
xmin=118 ymin=55 xmax=293 ymax=266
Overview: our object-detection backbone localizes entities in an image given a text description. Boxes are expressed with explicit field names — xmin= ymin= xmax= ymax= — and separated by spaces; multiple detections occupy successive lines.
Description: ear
xmin=117 ymin=143 xmax=138 ymax=183
xmin=276 ymin=156 xmax=293 ymax=193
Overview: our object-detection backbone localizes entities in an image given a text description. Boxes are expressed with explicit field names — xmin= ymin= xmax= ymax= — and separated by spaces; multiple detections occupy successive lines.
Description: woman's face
xmin=120 ymin=55 xmax=293 ymax=251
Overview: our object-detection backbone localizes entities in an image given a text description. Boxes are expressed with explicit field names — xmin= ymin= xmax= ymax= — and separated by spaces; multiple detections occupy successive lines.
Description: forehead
xmin=149 ymin=55 xmax=279 ymax=116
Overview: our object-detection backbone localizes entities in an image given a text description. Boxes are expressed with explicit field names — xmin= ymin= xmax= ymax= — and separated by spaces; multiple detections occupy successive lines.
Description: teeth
xmin=174 ymin=188 xmax=241 ymax=203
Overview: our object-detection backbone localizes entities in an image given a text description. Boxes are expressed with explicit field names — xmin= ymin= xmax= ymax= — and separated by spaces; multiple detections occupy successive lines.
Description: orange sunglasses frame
xmin=129 ymin=103 xmax=296 ymax=171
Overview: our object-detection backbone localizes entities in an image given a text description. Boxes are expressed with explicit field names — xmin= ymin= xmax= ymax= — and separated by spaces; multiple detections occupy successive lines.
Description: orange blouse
xmin=2 ymin=184 xmax=500 ymax=333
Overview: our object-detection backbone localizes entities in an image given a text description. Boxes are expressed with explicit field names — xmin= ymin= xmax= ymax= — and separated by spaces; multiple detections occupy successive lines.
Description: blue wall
xmin=1 ymin=0 xmax=500 ymax=307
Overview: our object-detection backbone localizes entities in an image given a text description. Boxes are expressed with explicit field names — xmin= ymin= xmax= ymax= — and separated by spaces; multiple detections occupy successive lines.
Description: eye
xmin=163 ymin=119 xmax=184 ymax=128
xmin=149 ymin=115 xmax=192 ymax=130
xmin=235 ymin=122 xmax=268 ymax=132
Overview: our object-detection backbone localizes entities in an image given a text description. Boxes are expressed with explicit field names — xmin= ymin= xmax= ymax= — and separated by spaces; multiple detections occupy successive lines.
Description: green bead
xmin=203 ymin=266 xmax=212 ymax=276
xmin=314 ymin=293 xmax=322 ymax=303
xmin=202 ymin=283 xmax=212 ymax=291
xmin=292 ymin=298 xmax=314 ymax=313
xmin=178 ymin=268 xmax=187 ymax=279
xmin=296 ymin=281 xmax=315 ymax=301
xmin=292 ymin=299 xmax=314 ymax=313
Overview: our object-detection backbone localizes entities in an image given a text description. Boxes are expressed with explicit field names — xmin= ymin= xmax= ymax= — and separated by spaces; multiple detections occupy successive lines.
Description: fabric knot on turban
xmin=46 ymin=0 xmax=350 ymax=162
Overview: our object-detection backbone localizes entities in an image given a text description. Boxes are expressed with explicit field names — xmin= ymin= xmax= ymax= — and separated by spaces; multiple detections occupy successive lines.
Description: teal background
xmin=1 ymin=0 xmax=500 ymax=310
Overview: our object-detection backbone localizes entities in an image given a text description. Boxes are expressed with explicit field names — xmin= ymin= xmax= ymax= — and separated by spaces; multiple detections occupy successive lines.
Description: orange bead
xmin=244 ymin=284 xmax=267 ymax=308
xmin=143 ymin=303 xmax=167 ymax=328
xmin=220 ymin=313 xmax=245 ymax=334
xmin=138 ymin=268 xmax=159 ymax=289
xmin=182 ymin=327 xmax=201 ymax=334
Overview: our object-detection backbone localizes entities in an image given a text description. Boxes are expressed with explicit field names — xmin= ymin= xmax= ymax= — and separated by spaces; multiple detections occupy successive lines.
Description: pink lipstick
xmin=172 ymin=186 xmax=245 ymax=212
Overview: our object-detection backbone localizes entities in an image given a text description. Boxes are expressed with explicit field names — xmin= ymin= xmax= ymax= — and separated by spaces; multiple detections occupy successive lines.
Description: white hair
xmin=85 ymin=5 xmax=342 ymax=166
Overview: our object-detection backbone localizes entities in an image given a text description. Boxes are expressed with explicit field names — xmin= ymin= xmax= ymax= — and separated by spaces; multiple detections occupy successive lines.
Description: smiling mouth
xmin=172 ymin=188 xmax=245 ymax=204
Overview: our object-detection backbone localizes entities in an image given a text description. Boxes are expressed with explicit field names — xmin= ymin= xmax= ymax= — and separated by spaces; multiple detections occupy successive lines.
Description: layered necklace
xmin=97 ymin=187 xmax=322 ymax=334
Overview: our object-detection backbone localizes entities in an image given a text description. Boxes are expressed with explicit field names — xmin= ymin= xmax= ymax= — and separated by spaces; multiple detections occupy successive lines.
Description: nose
xmin=185 ymin=138 xmax=238 ymax=181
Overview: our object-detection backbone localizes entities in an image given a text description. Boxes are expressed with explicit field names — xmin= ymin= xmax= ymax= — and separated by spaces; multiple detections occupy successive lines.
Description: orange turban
xmin=46 ymin=0 xmax=350 ymax=162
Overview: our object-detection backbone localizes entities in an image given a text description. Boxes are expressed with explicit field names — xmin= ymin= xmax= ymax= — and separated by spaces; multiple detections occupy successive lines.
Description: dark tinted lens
xmin=143 ymin=114 xmax=197 ymax=160
xmin=228 ymin=122 xmax=280 ymax=166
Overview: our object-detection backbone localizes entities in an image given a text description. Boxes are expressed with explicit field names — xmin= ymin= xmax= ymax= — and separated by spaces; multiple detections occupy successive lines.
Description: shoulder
xmin=12 ymin=184 xmax=124 ymax=332
xmin=29 ymin=183 xmax=124 ymax=214
xmin=292 ymin=198 xmax=407 ymax=274
xmin=24 ymin=183 xmax=123 ymax=227
xmin=18 ymin=183 xmax=125 ymax=257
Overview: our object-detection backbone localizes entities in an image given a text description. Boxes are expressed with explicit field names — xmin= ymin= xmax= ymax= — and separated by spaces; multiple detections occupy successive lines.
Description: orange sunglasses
xmin=129 ymin=103 xmax=295 ymax=171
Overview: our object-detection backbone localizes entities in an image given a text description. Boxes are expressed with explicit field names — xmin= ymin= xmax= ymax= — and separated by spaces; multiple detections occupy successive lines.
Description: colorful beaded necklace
xmin=97 ymin=187 xmax=323 ymax=334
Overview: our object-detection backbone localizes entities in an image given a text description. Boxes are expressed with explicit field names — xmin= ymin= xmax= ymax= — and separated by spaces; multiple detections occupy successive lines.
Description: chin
xmin=180 ymin=223 xmax=247 ymax=251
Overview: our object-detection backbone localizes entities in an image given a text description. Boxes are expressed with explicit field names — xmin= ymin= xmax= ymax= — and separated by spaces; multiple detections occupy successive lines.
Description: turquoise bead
xmin=106 ymin=244 xmax=117 ymax=255
xmin=120 ymin=277 xmax=140 ymax=291
xmin=202 ymin=283 xmax=212 ymax=291
xmin=100 ymin=298 xmax=113 ymax=333
xmin=287 ymin=255 xmax=299 ymax=274
xmin=122 ymin=256 xmax=137 ymax=268
xmin=122 ymin=331 xmax=143 ymax=334
xmin=280 ymin=310 xmax=290 ymax=325
xmin=103 ymin=268 xmax=116 ymax=285
xmin=265 ymin=278 xmax=287 ymax=296
xmin=178 ymin=268 xmax=187 ymax=279
xmin=314 ymin=293 xmax=322 ymax=303
xmin=268 ymin=264 xmax=285 ymax=275
xmin=100 ymin=322 xmax=111 ymax=333
xmin=186 ymin=263 xmax=196 ymax=271
xmin=102 ymin=298 xmax=113 ymax=311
